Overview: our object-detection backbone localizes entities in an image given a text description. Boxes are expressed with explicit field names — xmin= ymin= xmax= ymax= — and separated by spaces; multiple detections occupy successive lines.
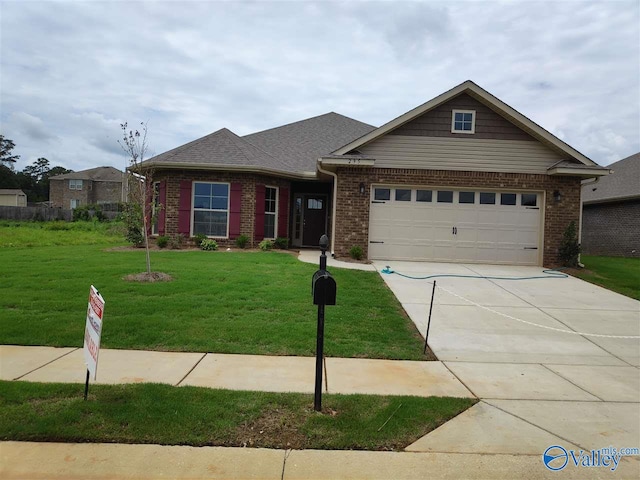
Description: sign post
xmin=83 ymin=285 xmax=105 ymax=400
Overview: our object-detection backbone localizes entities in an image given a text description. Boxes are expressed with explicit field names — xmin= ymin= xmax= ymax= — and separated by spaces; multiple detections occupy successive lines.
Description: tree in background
xmin=119 ymin=121 xmax=153 ymax=275
xmin=0 ymin=135 xmax=20 ymax=169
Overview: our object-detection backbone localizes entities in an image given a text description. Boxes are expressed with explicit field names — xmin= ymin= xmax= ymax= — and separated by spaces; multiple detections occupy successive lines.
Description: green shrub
xmin=169 ymin=234 xmax=185 ymax=250
xmin=121 ymin=202 xmax=144 ymax=246
xmin=274 ymin=237 xmax=289 ymax=249
xmin=235 ymin=234 xmax=249 ymax=249
xmin=193 ymin=233 xmax=207 ymax=247
xmin=559 ymin=221 xmax=580 ymax=267
xmin=349 ymin=245 xmax=363 ymax=261
xmin=259 ymin=239 xmax=274 ymax=251
xmin=201 ymin=239 xmax=218 ymax=251
xmin=156 ymin=235 xmax=169 ymax=249
xmin=72 ymin=204 xmax=105 ymax=222
xmin=45 ymin=221 xmax=71 ymax=231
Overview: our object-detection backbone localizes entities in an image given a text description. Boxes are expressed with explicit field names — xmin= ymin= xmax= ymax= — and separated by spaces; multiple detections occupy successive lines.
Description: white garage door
xmin=368 ymin=186 xmax=542 ymax=265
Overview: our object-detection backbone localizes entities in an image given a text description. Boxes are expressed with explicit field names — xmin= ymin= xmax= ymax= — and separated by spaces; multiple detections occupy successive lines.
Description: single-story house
xmin=581 ymin=152 xmax=639 ymax=257
xmin=140 ymin=80 xmax=609 ymax=267
xmin=0 ymin=189 xmax=27 ymax=207
xmin=49 ymin=166 xmax=126 ymax=209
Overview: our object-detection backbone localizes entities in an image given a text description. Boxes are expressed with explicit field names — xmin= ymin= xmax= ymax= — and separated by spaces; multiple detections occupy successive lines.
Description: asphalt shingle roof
xmin=51 ymin=166 xmax=123 ymax=182
xmin=243 ymin=112 xmax=376 ymax=173
xmin=582 ymin=152 xmax=640 ymax=204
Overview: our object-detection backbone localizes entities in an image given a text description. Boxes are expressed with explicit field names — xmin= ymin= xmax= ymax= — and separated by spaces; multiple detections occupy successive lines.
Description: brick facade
xmin=333 ymin=167 xmax=581 ymax=267
xmin=581 ymin=199 xmax=640 ymax=257
xmin=152 ymin=170 xmax=290 ymax=248
xmin=49 ymin=179 xmax=122 ymax=208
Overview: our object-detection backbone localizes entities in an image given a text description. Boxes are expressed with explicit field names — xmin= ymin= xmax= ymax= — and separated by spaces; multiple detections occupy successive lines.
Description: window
xmin=416 ymin=190 xmax=432 ymax=202
xmin=70 ymin=199 xmax=81 ymax=209
xmin=501 ymin=193 xmax=517 ymax=205
xmin=374 ymin=188 xmax=390 ymax=201
xmin=69 ymin=179 xmax=83 ymax=190
xmin=437 ymin=191 xmax=453 ymax=203
xmin=193 ymin=182 xmax=229 ymax=237
xmin=521 ymin=194 xmax=537 ymax=206
xmin=451 ymin=110 xmax=476 ymax=134
xmin=395 ymin=189 xmax=411 ymax=201
xmin=264 ymin=187 xmax=278 ymax=239
xmin=307 ymin=198 xmax=323 ymax=209
xmin=459 ymin=191 xmax=475 ymax=204
xmin=480 ymin=192 xmax=496 ymax=205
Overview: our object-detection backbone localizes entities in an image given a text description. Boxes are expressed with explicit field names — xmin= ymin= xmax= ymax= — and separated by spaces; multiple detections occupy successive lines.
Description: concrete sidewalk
xmin=0 ymin=345 xmax=473 ymax=398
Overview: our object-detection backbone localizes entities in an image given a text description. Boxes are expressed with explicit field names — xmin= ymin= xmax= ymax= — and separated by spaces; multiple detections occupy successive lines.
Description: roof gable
xmin=333 ymin=80 xmax=596 ymax=167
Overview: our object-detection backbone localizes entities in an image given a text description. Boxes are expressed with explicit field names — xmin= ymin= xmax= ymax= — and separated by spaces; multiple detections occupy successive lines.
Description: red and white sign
xmin=83 ymin=285 xmax=105 ymax=380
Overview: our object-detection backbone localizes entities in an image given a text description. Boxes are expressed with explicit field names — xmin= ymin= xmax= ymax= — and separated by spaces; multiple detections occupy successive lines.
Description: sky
xmin=1 ymin=0 xmax=638 ymax=173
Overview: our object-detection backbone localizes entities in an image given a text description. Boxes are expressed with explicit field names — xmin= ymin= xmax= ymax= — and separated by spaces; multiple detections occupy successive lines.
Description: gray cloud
xmin=1 ymin=0 xmax=638 ymax=172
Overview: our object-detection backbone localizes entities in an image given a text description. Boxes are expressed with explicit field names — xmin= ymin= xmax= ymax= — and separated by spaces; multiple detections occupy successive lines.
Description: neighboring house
xmin=581 ymin=153 xmax=639 ymax=257
xmin=0 ymin=189 xmax=27 ymax=207
xmin=49 ymin=166 xmax=125 ymax=209
xmin=140 ymin=80 xmax=608 ymax=267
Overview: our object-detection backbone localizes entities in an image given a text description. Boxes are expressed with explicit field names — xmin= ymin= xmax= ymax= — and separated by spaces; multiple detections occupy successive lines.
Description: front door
xmin=302 ymin=195 xmax=327 ymax=246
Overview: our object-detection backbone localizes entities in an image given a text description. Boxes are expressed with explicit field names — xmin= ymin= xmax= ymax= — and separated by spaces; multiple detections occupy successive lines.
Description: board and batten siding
xmin=359 ymin=136 xmax=565 ymax=174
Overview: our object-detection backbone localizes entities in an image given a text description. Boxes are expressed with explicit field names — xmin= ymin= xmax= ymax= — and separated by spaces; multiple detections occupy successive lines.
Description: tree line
xmin=0 ymin=135 xmax=72 ymax=203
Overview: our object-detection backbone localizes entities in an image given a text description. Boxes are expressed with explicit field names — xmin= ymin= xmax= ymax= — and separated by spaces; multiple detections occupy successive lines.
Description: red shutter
xmin=255 ymin=184 xmax=265 ymax=241
xmin=278 ymin=187 xmax=289 ymax=238
xmin=145 ymin=180 xmax=153 ymax=235
xmin=158 ymin=181 xmax=166 ymax=235
xmin=178 ymin=181 xmax=192 ymax=236
xmin=229 ymin=183 xmax=242 ymax=238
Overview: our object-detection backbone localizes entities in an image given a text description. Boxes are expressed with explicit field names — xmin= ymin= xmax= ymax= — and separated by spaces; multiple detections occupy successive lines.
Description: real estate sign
xmin=83 ymin=285 xmax=105 ymax=381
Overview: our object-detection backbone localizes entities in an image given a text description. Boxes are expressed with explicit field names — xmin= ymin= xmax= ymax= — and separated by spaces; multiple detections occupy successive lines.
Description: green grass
xmin=0 ymin=223 xmax=426 ymax=360
xmin=0 ymin=220 xmax=125 ymax=247
xmin=572 ymin=255 xmax=640 ymax=300
xmin=0 ymin=381 xmax=475 ymax=450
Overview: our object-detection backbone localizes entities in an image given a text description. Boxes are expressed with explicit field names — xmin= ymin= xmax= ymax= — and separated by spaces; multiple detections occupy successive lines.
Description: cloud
xmin=0 ymin=0 xmax=638 ymax=171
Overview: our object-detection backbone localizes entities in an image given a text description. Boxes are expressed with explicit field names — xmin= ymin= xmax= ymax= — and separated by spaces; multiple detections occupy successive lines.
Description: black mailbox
xmin=312 ymin=269 xmax=336 ymax=305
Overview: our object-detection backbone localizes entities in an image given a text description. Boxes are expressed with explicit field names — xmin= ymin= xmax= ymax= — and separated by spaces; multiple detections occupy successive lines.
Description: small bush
xmin=193 ymin=233 xmax=207 ymax=247
xmin=156 ymin=235 xmax=169 ymax=249
xmin=45 ymin=221 xmax=71 ymax=231
xmin=235 ymin=234 xmax=249 ymax=249
xmin=559 ymin=221 xmax=580 ymax=267
xmin=274 ymin=237 xmax=289 ymax=249
xmin=349 ymin=245 xmax=363 ymax=260
xmin=168 ymin=234 xmax=185 ymax=250
xmin=73 ymin=204 xmax=105 ymax=222
xmin=201 ymin=239 xmax=218 ymax=251
xmin=259 ymin=239 xmax=274 ymax=251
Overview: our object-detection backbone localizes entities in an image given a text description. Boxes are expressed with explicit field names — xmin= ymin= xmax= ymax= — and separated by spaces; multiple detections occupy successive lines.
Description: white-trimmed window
xmin=69 ymin=179 xmax=83 ymax=190
xmin=192 ymin=182 xmax=229 ymax=237
xmin=264 ymin=186 xmax=278 ymax=239
xmin=451 ymin=110 xmax=476 ymax=134
xmin=70 ymin=199 xmax=81 ymax=209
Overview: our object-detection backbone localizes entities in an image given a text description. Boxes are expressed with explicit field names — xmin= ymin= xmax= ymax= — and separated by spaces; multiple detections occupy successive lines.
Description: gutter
xmin=317 ymin=159 xmax=338 ymax=257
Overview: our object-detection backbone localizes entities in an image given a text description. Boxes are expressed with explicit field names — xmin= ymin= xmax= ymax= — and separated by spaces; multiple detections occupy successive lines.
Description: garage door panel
xmin=369 ymin=188 xmax=541 ymax=265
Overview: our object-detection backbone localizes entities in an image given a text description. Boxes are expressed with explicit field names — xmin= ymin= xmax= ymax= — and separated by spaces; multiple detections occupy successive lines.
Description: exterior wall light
xmin=553 ymin=190 xmax=562 ymax=203
xmin=359 ymin=182 xmax=366 ymax=195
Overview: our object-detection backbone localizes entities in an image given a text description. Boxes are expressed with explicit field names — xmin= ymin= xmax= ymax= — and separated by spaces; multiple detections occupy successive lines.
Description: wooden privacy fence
xmin=0 ymin=206 xmax=120 ymax=222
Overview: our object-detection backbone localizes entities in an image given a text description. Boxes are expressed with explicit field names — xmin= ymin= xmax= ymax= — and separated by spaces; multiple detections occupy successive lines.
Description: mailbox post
xmin=311 ymin=234 xmax=336 ymax=412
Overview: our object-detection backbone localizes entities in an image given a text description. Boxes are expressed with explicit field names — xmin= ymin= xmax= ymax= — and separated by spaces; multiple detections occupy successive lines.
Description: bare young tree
xmin=119 ymin=121 xmax=153 ymax=275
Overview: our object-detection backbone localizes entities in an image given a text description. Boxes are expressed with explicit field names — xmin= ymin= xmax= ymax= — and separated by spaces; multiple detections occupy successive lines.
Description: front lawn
xmin=0 ymin=381 xmax=474 ymax=450
xmin=0 ymin=225 xmax=426 ymax=360
xmin=572 ymin=255 xmax=640 ymax=300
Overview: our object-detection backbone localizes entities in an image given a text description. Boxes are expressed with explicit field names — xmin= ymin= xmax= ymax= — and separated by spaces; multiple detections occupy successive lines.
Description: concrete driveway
xmin=375 ymin=261 xmax=640 ymax=473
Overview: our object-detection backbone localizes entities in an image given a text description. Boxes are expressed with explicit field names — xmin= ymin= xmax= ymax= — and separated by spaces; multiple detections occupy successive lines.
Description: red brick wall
xmin=334 ymin=167 xmax=581 ymax=267
xmin=151 ymin=170 xmax=290 ymax=247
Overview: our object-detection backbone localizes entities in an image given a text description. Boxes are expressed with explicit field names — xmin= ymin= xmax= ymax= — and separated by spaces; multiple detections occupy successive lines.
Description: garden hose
xmin=379 ymin=266 xmax=568 ymax=281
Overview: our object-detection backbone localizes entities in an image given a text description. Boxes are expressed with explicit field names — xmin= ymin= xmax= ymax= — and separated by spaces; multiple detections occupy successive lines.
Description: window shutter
xmin=255 ymin=184 xmax=265 ymax=241
xmin=158 ymin=181 xmax=166 ymax=235
xmin=278 ymin=187 xmax=289 ymax=238
xmin=145 ymin=181 xmax=153 ymax=235
xmin=229 ymin=183 xmax=242 ymax=238
xmin=178 ymin=181 xmax=192 ymax=236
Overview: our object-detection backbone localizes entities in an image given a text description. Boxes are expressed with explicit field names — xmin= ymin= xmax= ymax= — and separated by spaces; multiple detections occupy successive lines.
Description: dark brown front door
xmin=302 ymin=195 xmax=327 ymax=246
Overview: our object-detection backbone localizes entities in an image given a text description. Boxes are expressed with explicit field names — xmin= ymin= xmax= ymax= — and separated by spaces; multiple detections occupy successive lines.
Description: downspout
xmin=578 ymin=176 xmax=601 ymax=267
xmin=317 ymin=159 xmax=337 ymax=257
